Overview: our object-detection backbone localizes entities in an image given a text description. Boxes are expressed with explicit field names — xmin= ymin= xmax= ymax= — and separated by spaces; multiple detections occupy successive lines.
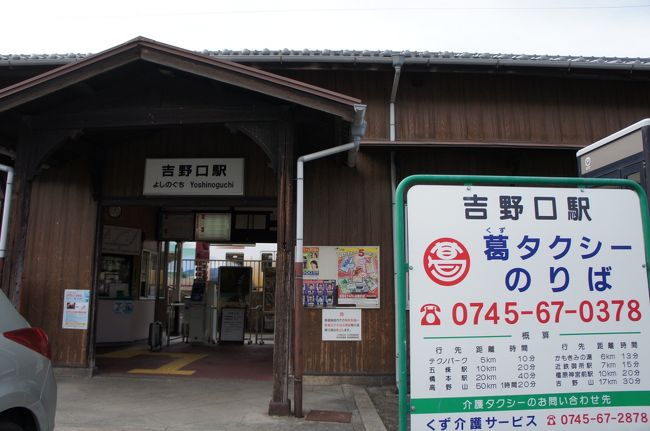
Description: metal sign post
xmin=394 ymin=175 xmax=650 ymax=431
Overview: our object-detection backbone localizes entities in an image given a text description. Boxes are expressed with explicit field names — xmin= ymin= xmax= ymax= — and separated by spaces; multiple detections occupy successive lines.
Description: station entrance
xmin=94 ymin=234 xmax=278 ymax=382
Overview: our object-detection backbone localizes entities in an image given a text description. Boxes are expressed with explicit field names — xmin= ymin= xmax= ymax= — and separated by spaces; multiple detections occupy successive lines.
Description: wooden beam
xmin=26 ymin=105 xmax=281 ymax=130
xmin=141 ymin=49 xmax=356 ymax=122
xmin=0 ymin=49 xmax=141 ymax=113
xmin=269 ymin=115 xmax=294 ymax=416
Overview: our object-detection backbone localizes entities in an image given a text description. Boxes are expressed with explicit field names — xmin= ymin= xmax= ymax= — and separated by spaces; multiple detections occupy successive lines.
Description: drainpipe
xmin=0 ymin=165 xmax=14 ymax=258
xmin=293 ymin=104 xmax=366 ymax=418
xmin=390 ymin=55 xmax=404 ymax=142
xmin=390 ymin=55 xmax=404 ymax=390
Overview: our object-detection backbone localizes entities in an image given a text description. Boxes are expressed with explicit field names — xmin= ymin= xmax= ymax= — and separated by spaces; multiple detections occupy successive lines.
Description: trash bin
xmin=148 ymin=321 xmax=163 ymax=351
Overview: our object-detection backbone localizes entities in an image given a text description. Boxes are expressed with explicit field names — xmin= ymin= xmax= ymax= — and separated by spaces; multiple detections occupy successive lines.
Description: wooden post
xmin=268 ymin=117 xmax=294 ymax=416
xmin=2 ymin=128 xmax=33 ymax=308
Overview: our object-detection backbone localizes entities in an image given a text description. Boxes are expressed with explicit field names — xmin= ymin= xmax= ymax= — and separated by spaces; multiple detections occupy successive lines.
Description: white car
xmin=0 ymin=290 xmax=56 ymax=431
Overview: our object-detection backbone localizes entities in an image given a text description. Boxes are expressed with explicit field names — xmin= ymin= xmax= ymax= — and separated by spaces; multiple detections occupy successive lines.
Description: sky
xmin=1 ymin=0 xmax=649 ymax=58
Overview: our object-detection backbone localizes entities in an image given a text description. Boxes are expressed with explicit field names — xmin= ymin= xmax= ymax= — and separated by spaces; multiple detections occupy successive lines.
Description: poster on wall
xmin=62 ymin=289 xmax=90 ymax=330
xmin=302 ymin=279 xmax=337 ymax=308
xmin=336 ymin=247 xmax=380 ymax=308
xmin=302 ymin=246 xmax=380 ymax=308
xmin=303 ymin=247 xmax=320 ymax=276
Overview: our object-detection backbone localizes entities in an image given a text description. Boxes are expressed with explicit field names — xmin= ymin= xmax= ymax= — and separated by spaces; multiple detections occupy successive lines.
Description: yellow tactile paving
xmin=97 ymin=346 xmax=208 ymax=376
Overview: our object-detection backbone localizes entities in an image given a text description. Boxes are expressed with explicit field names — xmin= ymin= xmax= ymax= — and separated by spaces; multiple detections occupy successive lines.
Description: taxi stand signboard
xmin=394 ymin=175 xmax=650 ymax=431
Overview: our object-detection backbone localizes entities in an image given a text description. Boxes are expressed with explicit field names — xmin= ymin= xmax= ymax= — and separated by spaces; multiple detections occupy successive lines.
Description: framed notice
xmin=403 ymin=180 xmax=650 ymax=430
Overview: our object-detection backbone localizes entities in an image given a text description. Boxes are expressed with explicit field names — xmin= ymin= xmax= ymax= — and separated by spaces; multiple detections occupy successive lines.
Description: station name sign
xmin=143 ymin=158 xmax=244 ymax=196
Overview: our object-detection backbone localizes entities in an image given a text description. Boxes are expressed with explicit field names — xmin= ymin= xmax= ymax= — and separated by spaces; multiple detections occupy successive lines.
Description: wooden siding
xmin=102 ymin=125 xmax=277 ymax=199
xmin=301 ymin=149 xmax=394 ymax=375
xmin=21 ymin=157 xmax=97 ymax=367
xmin=396 ymin=147 xmax=578 ymax=180
xmin=300 ymin=146 xmax=576 ymax=375
xmin=279 ymin=70 xmax=650 ymax=147
xmin=279 ymin=70 xmax=392 ymax=142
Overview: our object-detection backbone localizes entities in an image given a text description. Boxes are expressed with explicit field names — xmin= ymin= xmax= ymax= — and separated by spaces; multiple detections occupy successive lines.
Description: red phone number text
xmin=549 ymin=412 xmax=648 ymax=425
xmin=445 ymin=300 xmax=642 ymax=325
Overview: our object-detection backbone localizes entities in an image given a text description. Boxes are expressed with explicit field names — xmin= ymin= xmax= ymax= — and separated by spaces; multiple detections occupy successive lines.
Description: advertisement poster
xmin=62 ymin=289 xmax=90 ymax=329
xmin=322 ymin=308 xmax=362 ymax=341
xmin=406 ymin=185 xmax=650 ymax=430
xmin=303 ymin=279 xmax=337 ymax=308
xmin=303 ymin=247 xmax=320 ymax=276
xmin=337 ymin=247 xmax=380 ymax=308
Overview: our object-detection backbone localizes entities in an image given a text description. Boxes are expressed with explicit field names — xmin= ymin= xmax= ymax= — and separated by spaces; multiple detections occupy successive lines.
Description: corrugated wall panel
xmin=22 ymin=158 xmax=97 ymax=367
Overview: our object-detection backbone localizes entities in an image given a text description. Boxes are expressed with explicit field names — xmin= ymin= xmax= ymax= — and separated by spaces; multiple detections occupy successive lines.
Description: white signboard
xmin=62 ymin=289 xmax=90 ymax=329
xmin=220 ymin=308 xmax=245 ymax=342
xmin=407 ymin=185 xmax=650 ymax=430
xmin=143 ymin=158 xmax=244 ymax=196
xmin=322 ymin=308 xmax=362 ymax=341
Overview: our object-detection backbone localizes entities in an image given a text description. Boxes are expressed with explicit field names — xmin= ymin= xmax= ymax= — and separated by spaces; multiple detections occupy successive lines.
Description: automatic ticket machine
xmin=577 ymin=118 xmax=650 ymax=192
xmin=185 ymin=280 xmax=218 ymax=344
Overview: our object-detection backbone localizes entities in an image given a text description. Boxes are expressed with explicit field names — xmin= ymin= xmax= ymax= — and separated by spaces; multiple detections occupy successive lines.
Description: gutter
xmin=293 ymin=103 xmax=366 ymax=417
xmin=3 ymin=54 xmax=650 ymax=73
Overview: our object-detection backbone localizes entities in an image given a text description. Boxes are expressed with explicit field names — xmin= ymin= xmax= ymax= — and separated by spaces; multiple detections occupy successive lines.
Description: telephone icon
xmin=420 ymin=304 xmax=441 ymax=325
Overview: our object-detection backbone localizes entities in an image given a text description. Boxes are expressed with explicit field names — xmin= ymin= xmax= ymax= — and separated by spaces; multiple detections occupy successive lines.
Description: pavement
xmin=53 ymin=374 xmax=391 ymax=431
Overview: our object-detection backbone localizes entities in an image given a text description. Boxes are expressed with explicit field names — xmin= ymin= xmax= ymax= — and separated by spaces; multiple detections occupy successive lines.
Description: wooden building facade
xmin=1 ymin=38 xmax=649 ymax=415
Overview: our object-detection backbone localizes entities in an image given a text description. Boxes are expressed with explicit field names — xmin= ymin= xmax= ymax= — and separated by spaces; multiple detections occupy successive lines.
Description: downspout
xmin=0 ymin=165 xmax=14 ymax=258
xmin=390 ymin=55 xmax=404 ymax=389
xmin=293 ymin=104 xmax=366 ymax=418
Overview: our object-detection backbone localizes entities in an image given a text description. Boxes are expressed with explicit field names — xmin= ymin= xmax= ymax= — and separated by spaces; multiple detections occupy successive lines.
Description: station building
xmin=0 ymin=37 xmax=649 ymax=415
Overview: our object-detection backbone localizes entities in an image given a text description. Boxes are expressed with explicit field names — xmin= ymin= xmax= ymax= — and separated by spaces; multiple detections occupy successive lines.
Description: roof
xmin=0 ymin=37 xmax=363 ymax=121
xmin=2 ymin=49 xmax=650 ymax=72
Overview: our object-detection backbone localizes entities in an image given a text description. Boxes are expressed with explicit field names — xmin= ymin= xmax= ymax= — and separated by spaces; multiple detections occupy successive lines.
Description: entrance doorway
xmin=93 ymin=205 xmax=278 ymax=381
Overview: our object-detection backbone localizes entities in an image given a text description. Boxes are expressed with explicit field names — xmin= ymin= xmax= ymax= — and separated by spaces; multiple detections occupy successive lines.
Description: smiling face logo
xmin=423 ymin=238 xmax=470 ymax=286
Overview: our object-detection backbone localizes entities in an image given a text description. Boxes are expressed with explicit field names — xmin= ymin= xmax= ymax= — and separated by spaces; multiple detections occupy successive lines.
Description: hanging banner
xmin=406 ymin=184 xmax=650 ymax=430
xmin=143 ymin=158 xmax=244 ymax=196
xmin=62 ymin=289 xmax=90 ymax=330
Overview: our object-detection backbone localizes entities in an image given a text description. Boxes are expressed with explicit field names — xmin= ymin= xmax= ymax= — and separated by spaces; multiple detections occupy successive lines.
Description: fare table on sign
xmin=404 ymin=181 xmax=650 ymax=431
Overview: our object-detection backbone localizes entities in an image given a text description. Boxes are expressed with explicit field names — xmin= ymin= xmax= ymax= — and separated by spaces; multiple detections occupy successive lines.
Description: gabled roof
xmin=2 ymin=48 xmax=650 ymax=72
xmin=0 ymin=37 xmax=362 ymax=121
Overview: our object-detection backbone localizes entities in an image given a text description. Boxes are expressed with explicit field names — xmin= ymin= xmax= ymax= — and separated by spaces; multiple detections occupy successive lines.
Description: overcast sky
xmin=1 ymin=0 xmax=648 ymax=58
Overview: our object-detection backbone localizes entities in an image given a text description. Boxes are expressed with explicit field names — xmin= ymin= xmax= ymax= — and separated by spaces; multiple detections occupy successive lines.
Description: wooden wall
xmin=300 ymin=145 xmax=577 ymax=376
xmin=281 ymin=70 xmax=650 ymax=147
xmin=21 ymin=157 xmax=97 ymax=367
xmin=301 ymin=149 xmax=395 ymax=376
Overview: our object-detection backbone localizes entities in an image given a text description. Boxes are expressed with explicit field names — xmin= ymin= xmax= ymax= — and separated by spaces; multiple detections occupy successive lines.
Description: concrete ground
xmin=54 ymin=374 xmax=389 ymax=431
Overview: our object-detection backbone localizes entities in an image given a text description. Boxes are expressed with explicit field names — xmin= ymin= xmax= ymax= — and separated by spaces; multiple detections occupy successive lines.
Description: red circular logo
xmin=423 ymin=237 xmax=471 ymax=286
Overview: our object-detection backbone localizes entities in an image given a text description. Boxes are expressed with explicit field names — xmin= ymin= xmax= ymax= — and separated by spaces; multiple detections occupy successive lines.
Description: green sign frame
xmin=393 ymin=175 xmax=650 ymax=431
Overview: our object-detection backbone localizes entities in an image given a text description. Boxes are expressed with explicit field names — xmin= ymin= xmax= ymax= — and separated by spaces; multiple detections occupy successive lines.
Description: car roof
xmin=0 ymin=290 xmax=29 ymax=332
